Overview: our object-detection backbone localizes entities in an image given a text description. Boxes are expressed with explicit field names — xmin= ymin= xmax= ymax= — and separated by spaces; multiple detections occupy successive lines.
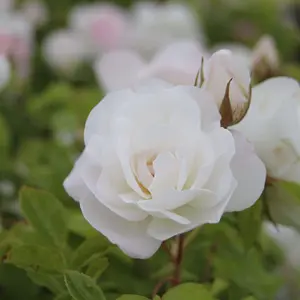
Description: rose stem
xmin=172 ymin=234 xmax=185 ymax=286
xmin=161 ymin=241 xmax=176 ymax=263
xmin=151 ymin=277 xmax=175 ymax=299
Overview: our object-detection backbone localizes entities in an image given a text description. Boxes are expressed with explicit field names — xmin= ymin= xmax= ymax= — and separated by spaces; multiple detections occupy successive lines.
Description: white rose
xmin=128 ymin=2 xmax=204 ymax=56
xmin=42 ymin=30 xmax=92 ymax=74
xmin=64 ymin=81 xmax=266 ymax=258
xmin=0 ymin=55 xmax=10 ymax=89
xmin=233 ymin=77 xmax=300 ymax=182
xmin=95 ymin=40 xmax=206 ymax=92
xmin=203 ymin=49 xmax=251 ymax=108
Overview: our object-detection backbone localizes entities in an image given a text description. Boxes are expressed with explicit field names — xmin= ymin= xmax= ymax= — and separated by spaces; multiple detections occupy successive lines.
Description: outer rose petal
xmin=225 ymin=130 xmax=266 ymax=212
xmin=95 ymin=50 xmax=146 ymax=92
xmin=177 ymin=86 xmax=220 ymax=130
xmin=84 ymin=89 xmax=135 ymax=145
xmin=80 ymin=193 xmax=161 ymax=259
xmin=139 ymin=40 xmax=205 ymax=85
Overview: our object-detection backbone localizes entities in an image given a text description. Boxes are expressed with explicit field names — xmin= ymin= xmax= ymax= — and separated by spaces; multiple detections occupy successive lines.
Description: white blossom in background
xmin=64 ymin=80 xmax=266 ymax=258
xmin=42 ymin=29 xmax=92 ymax=74
xmin=21 ymin=0 xmax=48 ymax=27
xmin=0 ymin=55 xmax=10 ymax=89
xmin=0 ymin=12 xmax=33 ymax=78
xmin=203 ymin=49 xmax=251 ymax=108
xmin=233 ymin=77 xmax=300 ymax=182
xmin=0 ymin=0 xmax=14 ymax=12
xmin=95 ymin=40 xmax=206 ymax=92
xmin=251 ymin=35 xmax=279 ymax=72
xmin=69 ymin=3 xmax=129 ymax=54
xmin=264 ymin=222 xmax=300 ymax=268
xmin=128 ymin=2 xmax=204 ymax=57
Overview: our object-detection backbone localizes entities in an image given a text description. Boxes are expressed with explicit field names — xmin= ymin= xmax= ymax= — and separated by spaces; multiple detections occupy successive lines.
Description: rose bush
xmin=64 ymin=80 xmax=266 ymax=258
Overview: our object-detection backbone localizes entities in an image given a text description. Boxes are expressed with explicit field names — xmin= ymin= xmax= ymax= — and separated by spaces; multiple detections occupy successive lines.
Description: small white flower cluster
xmin=42 ymin=2 xmax=204 ymax=75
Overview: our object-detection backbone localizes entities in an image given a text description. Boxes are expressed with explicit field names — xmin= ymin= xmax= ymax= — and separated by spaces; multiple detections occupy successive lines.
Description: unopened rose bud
xmin=203 ymin=50 xmax=251 ymax=127
xmin=252 ymin=35 xmax=280 ymax=82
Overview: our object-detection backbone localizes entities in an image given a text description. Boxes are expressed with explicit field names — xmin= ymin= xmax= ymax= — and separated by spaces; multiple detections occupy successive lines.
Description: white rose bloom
xmin=128 ymin=2 xmax=204 ymax=56
xmin=42 ymin=30 xmax=92 ymax=74
xmin=0 ymin=55 xmax=10 ymax=89
xmin=64 ymin=81 xmax=266 ymax=258
xmin=203 ymin=49 xmax=251 ymax=108
xmin=233 ymin=77 xmax=300 ymax=182
xmin=95 ymin=40 xmax=206 ymax=92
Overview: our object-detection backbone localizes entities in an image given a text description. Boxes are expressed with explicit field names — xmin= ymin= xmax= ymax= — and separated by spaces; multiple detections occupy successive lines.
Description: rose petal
xmin=95 ymin=50 xmax=146 ymax=92
xmin=225 ymin=130 xmax=266 ymax=212
xmin=80 ymin=192 xmax=161 ymax=259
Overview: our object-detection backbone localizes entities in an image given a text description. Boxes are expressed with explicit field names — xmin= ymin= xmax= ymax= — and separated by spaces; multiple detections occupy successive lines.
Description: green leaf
xmin=7 ymin=244 xmax=65 ymax=273
xmin=85 ymin=256 xmax=109 ymax=279
xmin=0 ymin=264 xmax=40 ymax=300
xmin=0 ymin=115 xmax=9 ymax=155
xmin=67 ymin=210 xmax=98 ymax=238
xmin=0 ymin=230 xmax=10 ymax=258
xmin=27 ymin=270 xmax=65 ymax=294
xmin=116 ymin=296 xmax=149 ymax=300
xmin=19 ymin=187 xmax=67 ymax=247
xmin=71 ymin=236 xmax=109 ymax=269
xmin=64 ymin=270 xmax=106 ymax=300
xmin=210 ymin=278 xmax=229 ymax=296
xmin=162 ymin=283 xmax=216 ymax=300
xmin=54 ymin=293 xmax=73 ymax=300
xmin=237 ymin=199 xmax=263 ymax=248
xmin=214 ymin=248 xmax=281 ymax=299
